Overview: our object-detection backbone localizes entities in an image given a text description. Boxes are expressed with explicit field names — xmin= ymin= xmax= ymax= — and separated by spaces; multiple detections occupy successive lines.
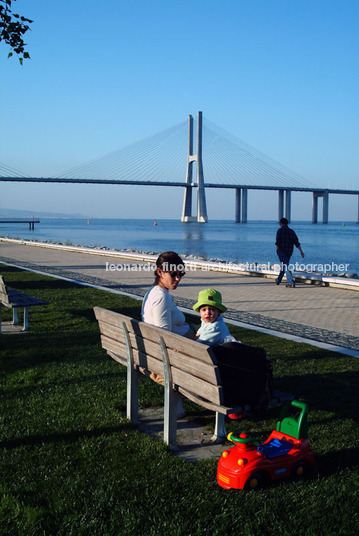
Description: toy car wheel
xmin=246 ymin=472 xmax=263 ymax=490
xmin=291 ymin=461 xmax=306 ymax=479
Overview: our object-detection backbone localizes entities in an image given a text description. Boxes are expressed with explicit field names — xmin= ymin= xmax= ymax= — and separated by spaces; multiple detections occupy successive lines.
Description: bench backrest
xmin=94 ymin=306 xmax=225 ymax=406
xmin=0 ymin=276 xmax=10 ymax=305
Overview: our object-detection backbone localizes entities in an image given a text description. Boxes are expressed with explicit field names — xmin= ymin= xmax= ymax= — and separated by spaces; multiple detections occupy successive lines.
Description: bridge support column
xmin=312 ymin=192 xmax=318 ymax=223
xmin=235 ymin=188 xmax=241 ymax=223
xmin=182 ymin=186 xmax=195 ymax=222
xmin=285 ymin=190 xmax=291 ymax=222
xmin=196 ymin=111 xmax=208 ymax=223
xmin=323 ymin=190 xmax=329 ymax=224
xmin=241 ymin=188 xmax=248 ymax=223
xmin=181 ymin=115 xmax=196 ymax=222
xmin=181 ymin=112 xmax=207 ymax=223
xmin=278 ymin=190 xmax=284 ymax=221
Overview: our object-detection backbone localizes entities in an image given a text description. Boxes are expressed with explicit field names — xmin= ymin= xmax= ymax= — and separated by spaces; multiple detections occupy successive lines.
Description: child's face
xmin=199 ymin=305 xmax=220 ymax=323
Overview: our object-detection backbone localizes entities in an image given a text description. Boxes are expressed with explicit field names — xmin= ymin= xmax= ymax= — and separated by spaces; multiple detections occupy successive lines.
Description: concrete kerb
xmin=1 ymin=259 xmax=358 ymax=358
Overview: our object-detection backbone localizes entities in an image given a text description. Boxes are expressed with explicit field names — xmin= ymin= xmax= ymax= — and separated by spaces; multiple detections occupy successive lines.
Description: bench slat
xmin=178 ymin=387 xmax=240 ymax=415
xmin=101 ymin=335 xmax=165 ymax=377
xmin=167 ymin=349 xmax=221 ymax=386
xmin=137 ymin=322 xmax=213 ymax=359
xmin=7 ymin=289 xmax=47 ymax=307
xmin=94 ymin=307 xmax=216 ymax=364
xmin=171 ymin=368 xmax=222 ymax=405
xmin=98 ymin=321 xmax=221 ymax=386
xmin=106 ymin=350 xmax=153 ymax=379
xmin=100 ymin=318 xmax=217 ymax=367
xmin=107 ymin=349 xmax=127 ymax=366
xmin=0 ymin=276 xmax=47 ymax=308
xmin=95 ymin=307 xmax=138 ymax=333
xmin=100 ymin=334 xmax=223 ymax=405
xmin=99 ymin=321 xmax=160 ymax=356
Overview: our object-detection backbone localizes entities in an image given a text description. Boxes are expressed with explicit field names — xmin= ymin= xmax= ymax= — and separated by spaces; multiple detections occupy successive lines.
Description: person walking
xmin=275 ymin=218 xmax=304 ymax=287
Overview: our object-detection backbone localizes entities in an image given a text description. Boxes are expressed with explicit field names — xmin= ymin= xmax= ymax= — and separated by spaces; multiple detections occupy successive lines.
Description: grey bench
xmin=0 ymin=275 xmax=48 ymax=333
xmin=94 ymin=306 xmax=245 ymax=448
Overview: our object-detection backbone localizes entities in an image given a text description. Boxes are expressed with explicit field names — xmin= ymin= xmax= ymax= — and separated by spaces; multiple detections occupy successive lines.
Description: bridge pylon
xmin=181 ymin=111 xmax=208 ymax=223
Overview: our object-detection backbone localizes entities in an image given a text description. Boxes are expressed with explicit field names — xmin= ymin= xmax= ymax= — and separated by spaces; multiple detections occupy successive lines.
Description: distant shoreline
xmin=0 ymin=214 xmax=358 ymax=224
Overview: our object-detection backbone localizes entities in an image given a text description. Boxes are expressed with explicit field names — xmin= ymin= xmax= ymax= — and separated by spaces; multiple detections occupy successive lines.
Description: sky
xmin=1 ymin=0 xmax=358 ymax=221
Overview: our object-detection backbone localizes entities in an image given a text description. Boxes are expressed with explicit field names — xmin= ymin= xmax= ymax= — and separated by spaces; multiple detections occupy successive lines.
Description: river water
xmin=1 ymin=219 xmax=358 ymax=275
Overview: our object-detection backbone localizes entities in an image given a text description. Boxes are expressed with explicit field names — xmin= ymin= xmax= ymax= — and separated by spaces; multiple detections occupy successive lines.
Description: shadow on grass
xmin=317 ymin=446 xmax=359 ymax=475
xmin=74 ymin=305 xmax=142 ymax=323
xmin=8 ymin=279 xmax=81 ymax=292
xmin=0 ymin=265 xmax=81 ymax=292
xmin=0 ymin=422 xmax=135 ymax=450
xmin=277 ymin=346 xmax=357 ymax=362
xmin=1 ymin=331 xmax=107 ymax=373
xmin=274 ymin=370 xmax=359 ymax=421
xmin=1 ymin=370 xmax=127 ymax=399
xmin=101 ymin=305 xmax=142 ymax=320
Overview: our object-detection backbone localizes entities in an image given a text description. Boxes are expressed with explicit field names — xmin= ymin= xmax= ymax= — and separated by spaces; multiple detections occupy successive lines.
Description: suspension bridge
xmin=1 ymin=112 xmax=358 ymax=223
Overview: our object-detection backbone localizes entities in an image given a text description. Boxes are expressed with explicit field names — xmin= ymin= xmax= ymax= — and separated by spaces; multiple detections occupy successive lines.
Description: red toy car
xmin=217 ymin=400 xmax=315 ymax=490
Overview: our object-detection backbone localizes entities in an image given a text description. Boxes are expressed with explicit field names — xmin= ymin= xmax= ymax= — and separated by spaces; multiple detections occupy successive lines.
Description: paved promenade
xmin=1 ymin=240 xmax=358 ymax=354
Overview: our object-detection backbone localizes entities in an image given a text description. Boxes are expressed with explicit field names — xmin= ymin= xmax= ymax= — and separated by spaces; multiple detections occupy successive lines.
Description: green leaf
xmin=7 ymin=51 xmax=13 ymax=58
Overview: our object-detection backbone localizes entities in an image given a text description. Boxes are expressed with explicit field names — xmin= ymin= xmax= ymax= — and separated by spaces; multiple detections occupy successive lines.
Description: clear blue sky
xmin=1 ymin=0 xmax=358 ymax=220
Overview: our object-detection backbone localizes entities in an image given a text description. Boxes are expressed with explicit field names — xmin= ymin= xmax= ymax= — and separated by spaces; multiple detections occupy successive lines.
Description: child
xmin=193 ymin=289 xmax=236 ymax=346
xmin=194 ymin=288 xmax=249 ymax=420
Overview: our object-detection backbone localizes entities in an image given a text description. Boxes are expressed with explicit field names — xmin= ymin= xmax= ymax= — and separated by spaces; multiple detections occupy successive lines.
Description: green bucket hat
xmin=193 ymin=288 xmax=227 ymax=313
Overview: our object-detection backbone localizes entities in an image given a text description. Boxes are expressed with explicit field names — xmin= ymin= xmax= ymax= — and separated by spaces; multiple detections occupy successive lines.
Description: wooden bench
xmin=94 ymin=306 xmax=245 ymax=448
xmin=0 ymin=275 xmax=48 ymax=333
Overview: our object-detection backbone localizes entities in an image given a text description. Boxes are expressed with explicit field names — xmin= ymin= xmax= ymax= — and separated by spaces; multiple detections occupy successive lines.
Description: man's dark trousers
xmin=276 ymin=250 xmax=294 ymax=285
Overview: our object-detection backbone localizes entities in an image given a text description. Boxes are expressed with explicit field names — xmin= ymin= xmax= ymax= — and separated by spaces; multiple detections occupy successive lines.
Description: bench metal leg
xmin=127 ymin=367 xmax=139 ymax=424
xmin=23 ymin=307 xmax=30 ymax=331
xmin=122 ymin=321 xmax=139 ymax=424
xmin=159 ymin=335 xmax=180 ymax=449
xmin=211 ymin=412 xmax=227 ymax=443
xmin=164 ymin=389 xmax=182 ymax=449
xmin=12 ymin=308 xmax=18 ymax=326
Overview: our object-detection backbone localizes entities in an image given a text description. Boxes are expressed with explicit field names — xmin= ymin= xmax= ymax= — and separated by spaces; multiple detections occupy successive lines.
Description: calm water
xmin=1 ymin=219 xmax=359 ymax=274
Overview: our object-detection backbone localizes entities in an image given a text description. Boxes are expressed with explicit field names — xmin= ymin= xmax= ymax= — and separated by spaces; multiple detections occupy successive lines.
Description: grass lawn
xmin=1 ymin=264 xmax=358 ymax=536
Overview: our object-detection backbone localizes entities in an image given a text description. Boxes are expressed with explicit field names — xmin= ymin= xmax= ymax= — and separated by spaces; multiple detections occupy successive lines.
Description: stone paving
xmin=1 ymin=241 xmax=358 ymax=351
xmin=136 ymin=408 xmax=227 ymax=461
